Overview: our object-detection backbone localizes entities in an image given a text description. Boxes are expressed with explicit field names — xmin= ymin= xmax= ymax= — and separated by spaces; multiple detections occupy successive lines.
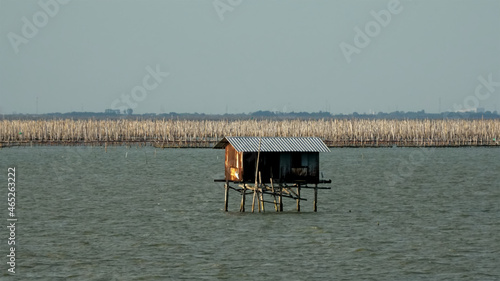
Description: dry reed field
xmin=0 ymin=119 xmax=499 ymax=147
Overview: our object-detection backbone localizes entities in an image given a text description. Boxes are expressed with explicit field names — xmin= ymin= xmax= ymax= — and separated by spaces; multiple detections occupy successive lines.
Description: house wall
xmin=242 ymin=152 xmax=280 ymax=183
xmin=280 ymin=152 xmax=319 ymax=183
xmin=225 ymin=145 xmax=243 ymax=181
xmin=233 ymin=151 xmax=319 ymax=184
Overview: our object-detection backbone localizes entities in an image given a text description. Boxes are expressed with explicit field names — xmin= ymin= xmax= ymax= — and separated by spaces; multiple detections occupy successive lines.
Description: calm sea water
xmin=0 ymin=146 xmax=499 ymax=280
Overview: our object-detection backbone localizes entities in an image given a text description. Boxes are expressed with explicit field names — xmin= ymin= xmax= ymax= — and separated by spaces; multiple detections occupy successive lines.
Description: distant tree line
xmin=2 ymin=109 xmax=499 ymax=120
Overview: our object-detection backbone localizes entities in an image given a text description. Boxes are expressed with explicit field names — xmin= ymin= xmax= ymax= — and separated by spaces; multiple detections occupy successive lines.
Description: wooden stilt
xmin=251 ymin=185 xmax=257 ymax=212
xmin=259 ymin=172 xmax=264 ymax=212
xmin=224 ymin=180 xmax=229 ymax=212
xmin=313 ymin=183 xmax=318 ymax=212
xmin=270 ymin=178 xmax=278 ymax=212
xmin=252 ymin=137 xmax=262 ymax=213
xmin=259 ymin=187 xmax=265 ymax=212
xmin=279 ymin=184 xmax=283 ymax=212
xmin=296 ymin=185 xmax=301 ymax=212
xmin=257 ymin=186 xmax=261 ymax=212
xmin=240 ymin=184 xmax=246 ymax=212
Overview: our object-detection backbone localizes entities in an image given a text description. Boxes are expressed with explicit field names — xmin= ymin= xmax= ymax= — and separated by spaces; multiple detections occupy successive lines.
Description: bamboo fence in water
xmin=0 ymin=119 xmax=499 ymax=147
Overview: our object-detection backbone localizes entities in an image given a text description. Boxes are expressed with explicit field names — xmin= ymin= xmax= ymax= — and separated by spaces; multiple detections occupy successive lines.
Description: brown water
xmin=0 ymin=146 xmax=499 ymax=280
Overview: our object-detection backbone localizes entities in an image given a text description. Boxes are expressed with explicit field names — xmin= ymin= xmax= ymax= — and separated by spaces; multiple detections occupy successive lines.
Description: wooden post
xmin=296 ymin=185 xmax=301 ymax=212
xmin=257 ymin=186 xmax=261 ymax=212
xmin=252 ymin=138 xmax=262 ymax=213
xmin=270 ymin=178 xmax=278 ymax=212
xmin=240 ymin=184 xmax=246 ymax=212
xmin=224 ymin=180 xmax=229 ymax=212
xmin=252 ymin=186 xmax=257 ymax=212
xmin=279 ymin=184 xmax=283 ymax=212
xmin=313 ymin=184 xmax=318 ymax=212
xmin=259 ymin=172 xmax=264 ymax=212
xmin=259 ymin=187 xmax=265 ymax=212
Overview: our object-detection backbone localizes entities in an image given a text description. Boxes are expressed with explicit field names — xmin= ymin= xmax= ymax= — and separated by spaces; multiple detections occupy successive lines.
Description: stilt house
xmin=214 ymin=136 xmax=330 ymax=184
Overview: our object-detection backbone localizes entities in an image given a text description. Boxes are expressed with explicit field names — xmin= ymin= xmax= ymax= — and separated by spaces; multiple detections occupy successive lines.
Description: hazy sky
xmin=1 ymin=0 xmax=499 ymax=115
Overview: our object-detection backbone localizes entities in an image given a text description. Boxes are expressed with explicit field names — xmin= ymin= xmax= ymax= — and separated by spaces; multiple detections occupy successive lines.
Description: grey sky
xmin=1 ymin=0 xmax=499 ymax=115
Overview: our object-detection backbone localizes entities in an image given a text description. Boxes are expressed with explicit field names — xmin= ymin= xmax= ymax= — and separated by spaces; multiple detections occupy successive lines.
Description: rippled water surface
xmin=1 ymin=146 xmax=499 ymax=280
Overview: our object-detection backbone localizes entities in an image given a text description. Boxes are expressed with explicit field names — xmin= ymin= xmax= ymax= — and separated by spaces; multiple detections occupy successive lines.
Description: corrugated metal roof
xmin=213 ymin=137 xmax=330 ymax=152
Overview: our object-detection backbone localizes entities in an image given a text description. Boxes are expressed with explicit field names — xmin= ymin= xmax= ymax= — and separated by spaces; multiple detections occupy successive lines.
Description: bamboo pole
xmin=224 ymin=180 xmax=229 ymax=212
xmin=296 ymin=185 xmax=301 ymax=212
xmin=252 ymin=137 xmax=262 ymax=213
xmin=240 ymin=184 xmax=246 ymax=212
xmin=270 ymin=178 xmax=278 ymax=212
xmin=259 ymin=171 xmax=264 ymax=212
xmin=313 ymin=184 xmax=318 ymax=212
xmin=1 ymin=119 xmax=500 ymax=147
xmin=279 ymin=184 xmax=283 ymax=212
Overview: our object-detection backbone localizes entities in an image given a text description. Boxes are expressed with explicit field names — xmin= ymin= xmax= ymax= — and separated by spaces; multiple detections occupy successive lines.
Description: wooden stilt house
xmin=214 ymin=137 xmax=331 ymax=212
